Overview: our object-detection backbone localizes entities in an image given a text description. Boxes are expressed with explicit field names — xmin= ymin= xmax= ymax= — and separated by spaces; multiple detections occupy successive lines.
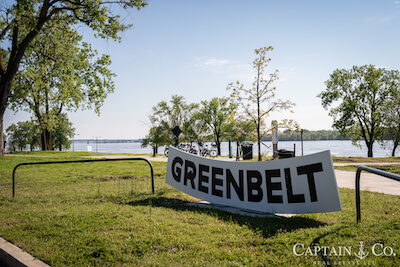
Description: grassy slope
xmin=0 ymin=152 xmax=399 ymax=266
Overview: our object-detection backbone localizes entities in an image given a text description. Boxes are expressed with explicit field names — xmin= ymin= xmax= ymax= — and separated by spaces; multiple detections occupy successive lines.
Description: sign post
xmin=272 ymin=120 xmax=278 ymax=159
xmin=172 ymin=126 xmax=182 ymax=146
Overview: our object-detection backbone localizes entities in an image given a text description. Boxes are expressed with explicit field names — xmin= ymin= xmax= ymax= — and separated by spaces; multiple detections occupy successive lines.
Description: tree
xmin=227 ymin=46 xmax=295 ymax=161
xmin=141 ymin=121 xmax=170 ymax=154
xmin=0 ymin=0 xmax=148 ymax=156
xmin=52 ymin=113 xmax=75 ymax=151
xmin=6 ymin=116 xmax=73 ymax=151
xmin=380 ymin=70 xmax=400 ymax=156
xmin=8 ymin=19 xmax=115 ymax=150
xmin=6 ymin=120 xmax=40 ymax=151
xmin=319 ymin=65 xmax=395 ymax=157
xmin=184 ymin=112 xmax=210 ymax=145
xmin=196 ymin=97 xmax=237 ymax=155
xmin=149 ymin=95 xmax=199 ymax=144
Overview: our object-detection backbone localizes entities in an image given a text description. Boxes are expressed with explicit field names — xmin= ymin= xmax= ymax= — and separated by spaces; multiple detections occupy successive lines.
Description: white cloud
xmin=194 ymin=57 xmax=233 ymax=70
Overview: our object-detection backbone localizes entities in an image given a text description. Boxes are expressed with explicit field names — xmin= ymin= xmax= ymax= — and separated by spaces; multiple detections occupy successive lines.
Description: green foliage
xmin=141 ymin=125 xmax=170 ymax=151
xmin=319 ymin=65 xmax=399 ymax=157
xmin=226 ymin=118 xmax=257 ymax=143
xmin=6 ymin=114 xmax=74 ymax=152
xmin=380 ymin=73 xmax=400 ymax=156
xmin=8 ymin=18 xmax=114 ymax=150
xmin=0 ymin=0 xmax=148 ymax=156
xmin=6 ymin=120 xmax=40 ymax=151
xmin=195 ymin=97 xmax=237 ymax=154
xmin=144 ymin=96 xmax=240 ymax=154
xmin=147 ymin=95 xmax=199 ymax=145
xmin=52 ymin=113 xmax=75 ymax=151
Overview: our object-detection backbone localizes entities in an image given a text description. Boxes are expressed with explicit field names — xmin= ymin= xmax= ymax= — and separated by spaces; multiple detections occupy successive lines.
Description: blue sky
xmin=4 ymin=0 xmax=400 ymax=139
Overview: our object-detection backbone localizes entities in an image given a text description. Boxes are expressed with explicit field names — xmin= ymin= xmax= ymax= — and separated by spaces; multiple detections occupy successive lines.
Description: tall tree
xmin=381 ymin=70 xmax=400 ymax=156
xmin=150 ymin=95 xmax=199 ymax=144
xmin=52 ymin=113 xmax=75 ymax=151
xmin=196 ymin=97 xmax=237 ymax=155
xmin=0 ymin=0 xmax=147 ymax=156
xmin=319 ymin=65 xmax=395 ymax=157
xmin=8 ymin=19 xmax=115 ymax=150
xmin=227 ymin=46 xmax=295 ymax=161
xmin=141 ymin=116 xmax=170 ymax=154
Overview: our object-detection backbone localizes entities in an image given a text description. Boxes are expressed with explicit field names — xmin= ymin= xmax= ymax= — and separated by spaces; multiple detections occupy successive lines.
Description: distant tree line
xmin=6 ymin=114 xmax=74 ymax=152
xmin=262 ymin=129 xmax=346 ymax=141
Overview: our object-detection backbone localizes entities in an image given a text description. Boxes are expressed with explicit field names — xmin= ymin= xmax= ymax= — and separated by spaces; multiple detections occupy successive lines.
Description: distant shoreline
xmin=73 ymin=139 xmax=142 ymax=143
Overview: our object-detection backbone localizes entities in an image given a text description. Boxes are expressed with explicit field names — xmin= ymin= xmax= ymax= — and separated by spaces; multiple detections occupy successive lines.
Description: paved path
xmin=333 ymin=162 xmax=400 ymax=166
xmin=334 ymin=170 xmax=400 ymax=195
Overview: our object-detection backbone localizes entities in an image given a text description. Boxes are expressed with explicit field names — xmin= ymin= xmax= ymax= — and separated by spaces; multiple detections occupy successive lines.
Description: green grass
xmin=0 ymin=153 xmax=400 ymax=266
xmin=332 ymin=156 xmax=400 ymax=163
xmin=335 ymin=164 xmax=400 ymax=174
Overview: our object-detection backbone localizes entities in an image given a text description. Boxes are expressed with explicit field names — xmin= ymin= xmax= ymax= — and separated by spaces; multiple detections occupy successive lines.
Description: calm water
xmin=70 ymin=140 xmax=398 ymax=158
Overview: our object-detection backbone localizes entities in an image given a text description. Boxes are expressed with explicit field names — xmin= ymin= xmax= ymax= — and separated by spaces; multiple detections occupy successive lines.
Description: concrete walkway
xmin=0 ymin=237 xmax=50 ymax=267
xmin=334 ymin=170 xmax=400 ymax=195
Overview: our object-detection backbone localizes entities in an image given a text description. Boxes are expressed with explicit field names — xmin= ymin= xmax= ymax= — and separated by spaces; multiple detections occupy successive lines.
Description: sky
xmin=4 ymin=0 xmax=400 ymax=139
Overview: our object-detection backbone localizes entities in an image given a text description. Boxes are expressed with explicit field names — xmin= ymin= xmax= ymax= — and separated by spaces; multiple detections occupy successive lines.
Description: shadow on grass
xmin=309 ymin=225 xmax=350 ymax=263
xmin=122 ymin=196 xmax=326 ymax=239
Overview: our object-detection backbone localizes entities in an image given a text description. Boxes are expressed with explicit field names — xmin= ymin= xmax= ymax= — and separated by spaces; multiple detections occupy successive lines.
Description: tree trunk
xmin=41 ymin=128 xmax=52 ymax=150
xmin=366 ymin=141 xmax=374 ymax=158
xmin=0 ymin=113 xmax=4 ymax=157
xmin=392 ymin=140 xmax=399 ymax=157
xmin=0 ymin=79 xmax=13 ymax=157
xmin=216 ymin=137 xmax=221 ymax=156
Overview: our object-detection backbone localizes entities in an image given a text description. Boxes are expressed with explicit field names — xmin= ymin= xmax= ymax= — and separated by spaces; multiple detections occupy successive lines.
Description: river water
xmin=70 ymin=140 xmax=398 ymax=158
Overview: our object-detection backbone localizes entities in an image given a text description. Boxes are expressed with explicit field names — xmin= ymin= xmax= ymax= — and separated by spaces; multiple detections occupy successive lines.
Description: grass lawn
xmin=0 ymin=152 xmax=400 ymax=266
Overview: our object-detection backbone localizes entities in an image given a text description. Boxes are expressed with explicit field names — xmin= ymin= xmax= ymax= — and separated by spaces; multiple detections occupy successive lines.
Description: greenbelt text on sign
xmin=166 ymin=147 xmax=342 ymax=214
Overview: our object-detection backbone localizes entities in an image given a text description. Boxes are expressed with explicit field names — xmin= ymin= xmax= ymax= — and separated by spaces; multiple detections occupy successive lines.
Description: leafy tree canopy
xmin=319 ymin=65 xmax=399 ymax=157
xmin=0 ymin=0 xmax=148 ymax=156
xmin=8 ymin=18 xmax=114 ymax=150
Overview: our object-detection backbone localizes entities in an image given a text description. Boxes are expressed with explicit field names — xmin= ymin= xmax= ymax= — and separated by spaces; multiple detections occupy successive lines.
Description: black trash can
xmin=277 ymin=149 xmax=295 ymax=159
xmin=242 ymin=142 xmax=253 ymax=160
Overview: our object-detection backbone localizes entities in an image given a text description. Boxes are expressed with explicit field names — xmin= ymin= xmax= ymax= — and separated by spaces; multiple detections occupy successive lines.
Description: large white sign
xmin=165 ymin=147 xmax=342 ymax=214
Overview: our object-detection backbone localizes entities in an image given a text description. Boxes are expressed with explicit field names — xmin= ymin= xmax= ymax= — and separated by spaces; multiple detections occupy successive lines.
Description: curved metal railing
xmin=12 ymin=158 xmax=154 ymax=198
xmin=356 ymin=166 xmax=400 ymax=223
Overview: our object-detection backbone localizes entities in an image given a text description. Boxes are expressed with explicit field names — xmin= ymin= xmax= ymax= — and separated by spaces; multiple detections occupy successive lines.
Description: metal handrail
xmin=356 ymin=165 xmax=400 ymax=223
xmin=12 ymin=158 xmax=154 ymax=198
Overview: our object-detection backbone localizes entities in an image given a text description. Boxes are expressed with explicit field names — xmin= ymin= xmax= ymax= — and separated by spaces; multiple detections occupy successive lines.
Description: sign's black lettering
xmin=172 ymin=157 xmax=183 ymax=182
xmin=247 ymin=170 xmax=263 ymax=202
xmin=226 ymin=169 xmax=244 ymax=201
xmin=212 ymin=167 xmax=224 ymax=197
xmin=184 ymin=160 xmax=196 ymax=189
xmin=285 ymin=168 xmax=305 ymax=203
xmin=198 ymin=164 xmax=209 ymax=193
xmin=265 ymin=169 xmax=283 ymax=203
xmin=297 ymin=163 xmax=323 ymax=202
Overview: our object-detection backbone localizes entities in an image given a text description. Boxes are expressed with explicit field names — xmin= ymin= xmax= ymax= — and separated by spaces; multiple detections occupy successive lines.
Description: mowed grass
xmin=336 ymin=164 xmax=400 ymax=175
xmin=0 ymin=152 xmax=399 ymax=266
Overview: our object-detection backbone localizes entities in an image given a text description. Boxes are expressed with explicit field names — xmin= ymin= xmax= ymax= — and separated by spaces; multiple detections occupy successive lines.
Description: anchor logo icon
xmin=354 ymin=241 xmax=369 ymax=260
